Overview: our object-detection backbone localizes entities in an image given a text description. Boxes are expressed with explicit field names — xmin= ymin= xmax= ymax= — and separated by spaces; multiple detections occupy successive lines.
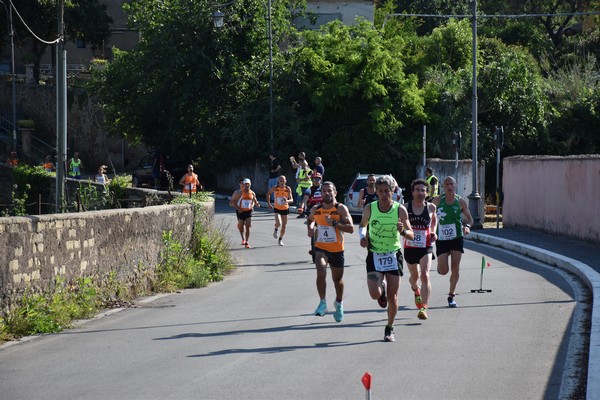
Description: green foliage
xmin=1 ymin=277 xmax=99 ymax=336
xmin=76 ymin=182 xmax=109 ymax=211
xmin=12 ymin=164 xmax=54 ymax=214
xmin=1 ymin=184 xmax=31 ymax=217
xmin=155 ymin=197 xmax=235 ymax=291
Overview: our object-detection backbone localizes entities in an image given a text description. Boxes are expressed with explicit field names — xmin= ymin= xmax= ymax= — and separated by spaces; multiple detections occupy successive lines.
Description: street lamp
xmin=468 ymin=0 xmax=483 ymax=229
xmin=213 ymin=1 xmax=274 ymax=151
xmin=0 ymin=0 xmax=17 ymax=151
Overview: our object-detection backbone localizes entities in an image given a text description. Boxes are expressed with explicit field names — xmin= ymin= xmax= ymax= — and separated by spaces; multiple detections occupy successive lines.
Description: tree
xmin=281 ymin=19 xmax=426 ymax=186
xmin=93 ymin=0 xmax=299 ymax=176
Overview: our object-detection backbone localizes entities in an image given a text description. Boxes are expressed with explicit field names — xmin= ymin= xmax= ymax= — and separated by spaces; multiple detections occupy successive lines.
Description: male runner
xmin=306 ymin=182 xmax=354 ymax=322
xmin=358 ymin=175 xmax=414 ymax=342
xmin=266 ymin=175 xmax=294 ymax=246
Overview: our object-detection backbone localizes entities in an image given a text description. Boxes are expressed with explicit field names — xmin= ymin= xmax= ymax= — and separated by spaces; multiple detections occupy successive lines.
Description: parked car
xmin=131 ymin=153 xmax=188 ymax=190
xmin=343 ymin=173 xmax=404 ymax=217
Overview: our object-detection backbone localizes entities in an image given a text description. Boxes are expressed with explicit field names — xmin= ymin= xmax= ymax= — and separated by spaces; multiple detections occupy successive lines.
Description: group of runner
xmin=229 ymin=173 xmax=473 ymax=342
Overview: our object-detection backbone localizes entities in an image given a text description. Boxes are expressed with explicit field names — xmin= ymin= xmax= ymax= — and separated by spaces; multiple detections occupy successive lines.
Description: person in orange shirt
xmin=306 ymin=181 xmax=354 ymax=322
xmin=179 ymin=164 xmax=201 ymax=195
xmin=265 ymin=175 xmax=293 ymax=246
xmin=7 ymin=151 xmax=19 ymax=167
xmin=42 ymin=155 xmax=55 ymax=172
xmin=230 ymin=178 xmax=260 ymax=248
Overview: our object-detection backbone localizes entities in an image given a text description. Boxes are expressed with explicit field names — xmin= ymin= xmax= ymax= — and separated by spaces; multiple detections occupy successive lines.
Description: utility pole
xmin=467 ymin=0 xmax=483 ymax=229
xmin=56 ymin=0 xmax=67 ymax=212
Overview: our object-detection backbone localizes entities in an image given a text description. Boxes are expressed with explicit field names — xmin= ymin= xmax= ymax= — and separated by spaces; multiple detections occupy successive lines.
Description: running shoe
xmin=377 ymin=281 xmax=387 ymax=308
xmin=333 ymin=300 xmax=344 ymax=322
xmin=273 ymin=228 xmax=278 ymax=239
xmin=314 ymin=299 xmax=327 ymax=316
xmin=414 ymin=287 xmax=422 ymax=309
xmin=244 ymin=242 xmax=251 ymax=249
xmin=241 ymin=240 xmax=246 ymax=246
xmin=384 ymin=326 xmax=395 ymax=342
xmin=278 ymin=239 xmax=284 ymax=246
xmin=417 ymin=307 xmax=428 ymax=320
xmin=447 ymin=296 xmax=457 ymax=308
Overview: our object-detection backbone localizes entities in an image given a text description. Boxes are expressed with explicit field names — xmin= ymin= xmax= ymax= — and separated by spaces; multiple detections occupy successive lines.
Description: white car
xmin=343 ymin=173 xmax=404 ymax=217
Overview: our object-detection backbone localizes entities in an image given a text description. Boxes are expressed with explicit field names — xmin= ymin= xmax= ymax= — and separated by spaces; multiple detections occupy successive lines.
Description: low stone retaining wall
xmin=0 ymin=201 xmax=214 ymax=309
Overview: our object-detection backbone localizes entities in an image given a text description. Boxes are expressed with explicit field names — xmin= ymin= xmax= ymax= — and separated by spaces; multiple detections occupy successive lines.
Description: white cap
xmin=242 ymin=178 xmax=251 ymax=184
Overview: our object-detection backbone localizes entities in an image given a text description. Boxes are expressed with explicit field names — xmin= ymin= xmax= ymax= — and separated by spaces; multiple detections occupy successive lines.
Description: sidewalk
xmin=468 ymin=227 xmax=600 ymax=400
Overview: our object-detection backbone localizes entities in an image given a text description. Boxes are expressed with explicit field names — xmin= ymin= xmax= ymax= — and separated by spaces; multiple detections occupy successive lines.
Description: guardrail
xmin=39 ymin=64 xmax=86 ymax=76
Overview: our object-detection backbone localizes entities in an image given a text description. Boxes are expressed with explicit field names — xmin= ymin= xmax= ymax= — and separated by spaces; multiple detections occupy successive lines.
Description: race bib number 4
xmin=405 ymin=229 xmax=427 ymax=248
xmin=373 ymin=251 xmax=398 ymax=272
xmin=438 ymin=223 xmax=457 ymax=241
xmin=316 ymin=225 xmax=336 ymax=243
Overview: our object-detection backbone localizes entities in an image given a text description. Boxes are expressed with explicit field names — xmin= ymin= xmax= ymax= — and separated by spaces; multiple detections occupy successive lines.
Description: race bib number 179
xmin=373 ymin=251 xmax=398 ymax=272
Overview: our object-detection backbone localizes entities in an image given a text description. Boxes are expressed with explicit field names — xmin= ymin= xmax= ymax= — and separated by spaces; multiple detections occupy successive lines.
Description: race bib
xmin=276 ymin=196 xmax=287 ymax=206
xmin=241 ymin=199 xmax=253 ymax=209
xmin=405 ymin=229 xmax=427 ymax=248
xmin=373 ymin=251 xmax=398 ymax=272
xmin=185 ymin=183 xmax=195 ymax=191
xmin=316 ymin=225 xmax=336 ymax=243
xmin=438 ymin=223 xmax=457 ymax=241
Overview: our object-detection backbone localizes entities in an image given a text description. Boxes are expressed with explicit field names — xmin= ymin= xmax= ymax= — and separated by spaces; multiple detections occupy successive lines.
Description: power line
xmin=10 ymin=1 xmax=61 ymax=45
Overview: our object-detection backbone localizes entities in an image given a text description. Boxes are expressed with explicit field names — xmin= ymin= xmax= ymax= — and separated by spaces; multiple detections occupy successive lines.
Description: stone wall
xmin=0 ymin=81 xmax=146 ymax=171
xmin=0 ymin=202 xmax=212 ymax=308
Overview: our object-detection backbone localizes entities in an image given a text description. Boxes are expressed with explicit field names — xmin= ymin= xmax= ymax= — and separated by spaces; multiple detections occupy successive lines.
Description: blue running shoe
xmin=333 ymin=300 xmax=344 ymax=322
xmin=314 ymin=300 xmax=327 ymax=316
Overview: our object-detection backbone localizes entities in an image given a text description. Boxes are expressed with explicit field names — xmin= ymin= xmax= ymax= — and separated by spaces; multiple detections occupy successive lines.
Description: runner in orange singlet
xmin=230 ymin=178 xmax=260 ymax=248
xmin=266 ymin=175 xmax=293 ymax=246
xmin=306 ymin=181 xmax=354 ymax=322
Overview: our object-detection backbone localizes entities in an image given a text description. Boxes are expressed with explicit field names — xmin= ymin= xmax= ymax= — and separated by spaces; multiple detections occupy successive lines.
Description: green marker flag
xmin=472 ymin=256 xmax=492 ymax=293
xmin=481 ymin=256 xmax=492 ymax=271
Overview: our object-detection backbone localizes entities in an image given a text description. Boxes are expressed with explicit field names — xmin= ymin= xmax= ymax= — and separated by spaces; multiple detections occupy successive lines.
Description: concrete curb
xmin=468 ymin=232 xmax=600 ymax=400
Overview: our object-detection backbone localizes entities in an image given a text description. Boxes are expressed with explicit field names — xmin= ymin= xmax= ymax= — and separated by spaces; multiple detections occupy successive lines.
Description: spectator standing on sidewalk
xmin=266 ymin=175 xmax=294 ymax=246
xmin=295 ymin=160 xmax=312 ymax=209
xmin=69 ymin=152 xmax=84 ymax=179
xmin=313 ymin=157 xmax=325 ymax=178
xmin=358 ymin=175 xmax=413 ymax=342
xmin=404 ymin=179 xmax=437 ymax=320
xmin=43 ymin=155 xmax=55 ymax=172
xmin=432 ymin=176 xmax=473 ymax=308
xmin=268 ymin=154 xmax=282 ymax=201
xmin=7 ymin=151 xmax=19 ymax=167
xmin=425 ymin=167 xmax=439 ymax=202
xmin=94 ymin=165 xmax=110 ymax=184
xmin=306 ymin=181 xmax=354 ymax=323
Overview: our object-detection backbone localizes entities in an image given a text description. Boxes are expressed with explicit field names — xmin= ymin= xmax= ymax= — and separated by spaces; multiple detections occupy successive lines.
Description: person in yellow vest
xmin=295 ymin=160 xmax=312 ymax=214
xmin=266 ymin=175 xmax=294 ymax=246
xmin=358 ymin=175 xmax=414 ymax=342
xmin=179 ymin=164 xmax=201 ymax=195
xmin=425 ymin=167 xmax=439 ymax=202
xmin=69 ymin=152 xmax=84 ymax=179
xmin=230 ymin=178 xmax=260 ymax=248
xmin=306 ymin=181 xmax=354 ymax=322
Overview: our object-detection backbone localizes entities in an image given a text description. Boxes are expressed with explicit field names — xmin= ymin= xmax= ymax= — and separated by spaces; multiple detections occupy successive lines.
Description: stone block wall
xmin=0 ymin=203 xmax=204 ymax=308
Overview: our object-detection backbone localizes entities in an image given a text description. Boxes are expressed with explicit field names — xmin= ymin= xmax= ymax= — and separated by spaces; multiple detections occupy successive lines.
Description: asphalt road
xmin=0 ymin=199 xmax=589 ymax=400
